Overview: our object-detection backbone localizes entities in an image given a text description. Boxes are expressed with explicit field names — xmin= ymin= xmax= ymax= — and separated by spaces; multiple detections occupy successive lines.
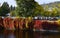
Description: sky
xmin=0 ymin=0 xmax=60 ymax=6
xmin=35 ymin=0 xmax=60 ymax=4
xmin=0 ymin=0 xmax=16 ymax=6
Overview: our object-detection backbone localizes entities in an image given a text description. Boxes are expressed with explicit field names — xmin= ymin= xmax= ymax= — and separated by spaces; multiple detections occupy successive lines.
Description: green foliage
xmin=43 ymin=11 xmax=51 ymax=17
xmin=34 ymin=2 xmax=44 ymax=16
xmin=10 ymin=11 xmax=16 ymax=16
xmin=10 ymin=5 xmax=15 ymax=11
xmin=42 ymin=1 xmax=60 ymax=17
xmin=43 ymin=7 xmax=60 ymax=17
xmin=0 ymin=2 xmax=10 ymax=16
xmin=14 ymin=0 xmax=35 ymax=17
xmin=13 ymin=0 xmax=44 ymax=17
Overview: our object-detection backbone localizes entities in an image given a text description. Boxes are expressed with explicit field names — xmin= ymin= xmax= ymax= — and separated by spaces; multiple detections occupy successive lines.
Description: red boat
xmin=33 ymin=19 xmax=59 ymax=32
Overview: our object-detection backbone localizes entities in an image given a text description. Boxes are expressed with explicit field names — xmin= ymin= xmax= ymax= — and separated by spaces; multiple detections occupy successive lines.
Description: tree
xmin=10 ymin=0 xmax=44 ymax=17
xmin=10 ymin=10 xmax=17 ymax=17
xmin=50 ymin=7 xmax=58 ymax=17
xmin=10 ymin=5 xmax=15 ymax=11
xmin=43 ymin=11 xmax=51 ymax=17
xmin=34 ymin=2 xmax=44 ymax=16
xmin=0 ymin=2 xmax=10 ymax=16
xmin=0 ymin=7 xmax=2 ymax=16
xmin=14 ymin=0 xmax=37 ymax=17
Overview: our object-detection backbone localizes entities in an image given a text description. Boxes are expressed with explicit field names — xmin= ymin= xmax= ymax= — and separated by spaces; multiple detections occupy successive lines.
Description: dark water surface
xmin=0 ymin=30 xmax=60 ymax=38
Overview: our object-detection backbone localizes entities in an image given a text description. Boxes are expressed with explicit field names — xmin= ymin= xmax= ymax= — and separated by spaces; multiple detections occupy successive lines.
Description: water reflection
xmin=0 ymin=30 xmax=60 ymax=38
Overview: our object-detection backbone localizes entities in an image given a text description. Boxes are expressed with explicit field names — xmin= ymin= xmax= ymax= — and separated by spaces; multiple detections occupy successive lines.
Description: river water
xmin=0 ymin=30 xmax=60 ymax=38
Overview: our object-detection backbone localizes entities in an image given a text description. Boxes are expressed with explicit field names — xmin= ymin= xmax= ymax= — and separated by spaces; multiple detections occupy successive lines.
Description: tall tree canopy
xmin=34 ymin=2 xmax=44 ymax=16
xmin=10 ymin=5 xmax=15 ymax=11
xmin=15 ymin=0 xmax=36 ymax=17
xmin=12 ymin=0 xmax=44 ymax=17
xmin=0 ymin=2 xmax=10 ymax=16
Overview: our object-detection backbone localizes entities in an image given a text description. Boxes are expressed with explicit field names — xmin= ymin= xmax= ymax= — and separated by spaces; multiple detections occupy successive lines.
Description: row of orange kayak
xmin=0 ymin=17 xmax=60 ymax=30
